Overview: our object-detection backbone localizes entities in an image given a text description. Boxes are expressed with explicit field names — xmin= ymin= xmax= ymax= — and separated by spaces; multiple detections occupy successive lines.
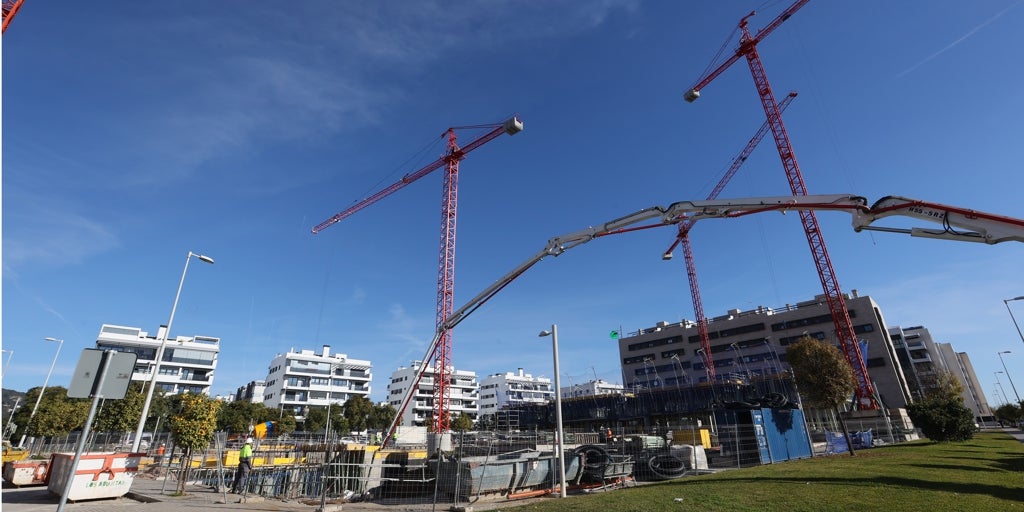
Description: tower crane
xmin=683 ymin=1 xmax=880 ymax=409
xmin=2 ymin=0 xmax=24 ymax=34
xmin=312 ymin=116 xmax=523 ymax=434
xmin=663 ymin=91 xmax=797 ymax=383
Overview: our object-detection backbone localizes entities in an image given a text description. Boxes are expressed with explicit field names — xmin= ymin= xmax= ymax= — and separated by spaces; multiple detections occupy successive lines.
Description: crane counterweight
xmin=504 ymin=117 xmax=524 ymax=135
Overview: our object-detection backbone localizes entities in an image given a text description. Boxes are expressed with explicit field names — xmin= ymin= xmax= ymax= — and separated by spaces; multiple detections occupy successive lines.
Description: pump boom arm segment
xmin=852 ymin=196 xmax=1024 ymax=244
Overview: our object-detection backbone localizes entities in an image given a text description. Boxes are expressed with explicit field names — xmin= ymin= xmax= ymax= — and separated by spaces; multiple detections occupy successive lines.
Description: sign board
xmin=67 ymin=349 xmax=137 ymax=399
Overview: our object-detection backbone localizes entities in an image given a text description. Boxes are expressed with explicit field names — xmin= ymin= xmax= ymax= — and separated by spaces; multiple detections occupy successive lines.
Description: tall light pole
xmin=997 ymin=351 xmax=1020 ymax=403
xmin=1004 ymin=296 xmax=1024 ymax=346
xmin=19 ymin=337 xmax=63 ymax=448
xmin=133 ymin=251 xmax=214 ymax=452
xmin=994 ymin=372 xmax=1009 ymax=406
xmin=539 ymin=325 xmax=567 ymax=498
xmin=1 ymin=349 xmax=13 ymax=377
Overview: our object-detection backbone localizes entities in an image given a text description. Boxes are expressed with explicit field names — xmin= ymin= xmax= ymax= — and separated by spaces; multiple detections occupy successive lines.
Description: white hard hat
xmin=245 ymin=437 xmax=254 ymax=444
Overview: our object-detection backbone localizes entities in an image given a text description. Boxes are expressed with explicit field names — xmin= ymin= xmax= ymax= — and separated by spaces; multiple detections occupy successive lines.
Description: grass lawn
xmin=500 ymin=431 xmax=1024 ymax=512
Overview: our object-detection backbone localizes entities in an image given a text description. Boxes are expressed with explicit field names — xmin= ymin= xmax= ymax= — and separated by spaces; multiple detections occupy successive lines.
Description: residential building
xmin=95 ymin=324 xmax=219 ymax=395
xmin=262 ymin=345 xmax=371 ymax=423
xmin=616 ymin=291 xmax=915 ymax=409
xmin=888 ymin=326 xmax=941 ymax=400
xmin=235 ymin=380 xmax=266 ymax=404
xmin=936 ymin=343 xmax=994 ymax=422
xmin=387 ymin=361 xmax=478 ymax=427
xmin=478 ymin=368 xmax=552 ymax=417
xmin=561 ymin=379 xmax=625 ymax=399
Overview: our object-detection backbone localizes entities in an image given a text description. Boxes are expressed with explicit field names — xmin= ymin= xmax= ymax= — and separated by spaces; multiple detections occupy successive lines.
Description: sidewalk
xmin=126 ymin=471 xmax=320 ymax=511
xmin=1 ymin=470 xmax=321 ymax=512
xmin=1003 ymin=427 xmax=1024 ymax=443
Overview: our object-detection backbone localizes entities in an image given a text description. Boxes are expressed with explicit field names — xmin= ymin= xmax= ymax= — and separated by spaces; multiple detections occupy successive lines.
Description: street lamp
xmin=539 ymin=325 xmax=567 ymax=498
xmin=19 ymin=337 xmax=63 ymax=447
xmin=1004 ymin=296 xmax=1024 ymax=346
xmin=1 ymin=349 xmax=12 ymax=377
xmin=997 ymin=351 xmax=1020 ymax=403
xmin=994 ymin=372 xmax=1009 ymax=406
xmin=132 ymin=251 xmax=214 ymax=452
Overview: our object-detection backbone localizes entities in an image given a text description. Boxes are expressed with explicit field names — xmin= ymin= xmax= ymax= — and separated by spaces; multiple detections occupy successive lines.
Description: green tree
xmin=167 ymin=393 xmax=221 ymax=494
xmin=13 ymin=386 xmax=89 ymax=439
xmin=906 ymin=398 xmax=975 ymax=442
xmin=304 ymin=407 xmax=327 ymax=433
xmin=93 ymin=382 xmax=146 ymax=434
xmin=450 ymin=413 xmax=474 ymax=432
xmin=218 ymin=400 xmax=269 ymax=434
xmin=274 ymin=412 xmax=297 ymax=435
xmin=341 ymin=396 xmax=375 ymax=433
xmin=994 ymin=403 xmax=1023 ymax=426
xmin=785 ymin=336 xmax=858 ymax=456
xmin=369 ymin=403 xmax=397 ymax=431
xmin=924 ymin=370 xmax=964 ymax=401
xmin=906 ymin=368 xmax=975 ymax=442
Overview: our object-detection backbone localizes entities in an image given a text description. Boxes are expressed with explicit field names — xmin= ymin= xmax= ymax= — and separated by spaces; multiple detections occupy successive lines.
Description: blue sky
xmin=3 ymin=1 xmax=1023 ymax=408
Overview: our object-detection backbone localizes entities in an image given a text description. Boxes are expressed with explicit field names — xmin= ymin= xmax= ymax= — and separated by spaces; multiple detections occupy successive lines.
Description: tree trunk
xmin=835 ymin=406 xmax=856 ymax=457
xmin=176 ymin=447 xmax=192 ymax=494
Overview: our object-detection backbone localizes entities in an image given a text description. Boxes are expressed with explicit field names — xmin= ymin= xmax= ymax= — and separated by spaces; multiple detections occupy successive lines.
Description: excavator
xmin=380 ymin=193 xmax=1023 ymax=446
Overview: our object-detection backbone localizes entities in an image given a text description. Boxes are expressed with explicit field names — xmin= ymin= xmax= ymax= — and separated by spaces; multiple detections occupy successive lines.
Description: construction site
xmin=3 ymin=0 xmax=1023 ymax=510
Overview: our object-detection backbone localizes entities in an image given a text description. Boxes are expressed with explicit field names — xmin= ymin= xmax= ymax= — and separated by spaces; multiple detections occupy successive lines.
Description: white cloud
xmin=2 ymin=191 xmax=120 ymax=268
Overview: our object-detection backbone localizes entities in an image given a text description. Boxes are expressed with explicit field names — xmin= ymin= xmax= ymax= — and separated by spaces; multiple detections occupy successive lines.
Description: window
xmin=623 ymin=354 xmax=654 ymax=365
xmin=778 ymin=331 xmax=826 ymax=345
xmin=718 ymin=323 xmax=766 ymax=337
xmin=166 ymin=348 xmax=215 ymax=365
xmin=627 ymin=336 xmax=682 ymax=351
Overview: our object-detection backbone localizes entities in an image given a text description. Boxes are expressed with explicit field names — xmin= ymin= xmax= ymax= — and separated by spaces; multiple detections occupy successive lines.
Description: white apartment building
xmin=478 ymin=368 xmax=553 ymax=417
xmin=96 ymin=324 xmax=219 ymax=395
xmin=262 ymin=345 xmax=372 ymax=422
xmin=235 ymin=380 xmax=266 ymax=404
xmin=561 ymin=379 xmax=625 ymax=399
xmin=387 ymin=361 xmax=478 ymax=427
xmin=617 ymin=291 xmax=915 ymax=409
xmin=936 ymin=343 xmax=994 ymax=422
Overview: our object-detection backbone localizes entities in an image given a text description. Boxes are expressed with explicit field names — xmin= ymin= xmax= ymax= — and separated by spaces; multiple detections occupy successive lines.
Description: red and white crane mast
xmin=312 ymin=117 xmax=523 ymax=435
xmin=684 ymin=0 xmax=878 ymax=408
xmin=2 ymin=0 xmax=25 ymax=33
xmin=665 ymin=91 xmax=796 ymax=382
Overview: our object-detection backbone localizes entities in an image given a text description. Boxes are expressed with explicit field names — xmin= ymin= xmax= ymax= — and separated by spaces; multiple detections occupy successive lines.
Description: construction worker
xmin=231 ymin=437 xmax=254 ymax=493
xmin=155 ymin=443 xmax=166 ymax=464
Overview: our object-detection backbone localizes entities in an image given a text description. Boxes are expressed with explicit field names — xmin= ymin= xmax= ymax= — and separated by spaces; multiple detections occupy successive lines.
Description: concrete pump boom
xmin=379 ymin=193 xmax=1022 ymax=446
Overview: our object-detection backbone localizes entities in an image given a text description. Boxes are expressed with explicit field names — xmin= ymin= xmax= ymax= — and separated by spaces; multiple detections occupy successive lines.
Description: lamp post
xmin=994 ymin=372 xmax=1009 ymax=406
xmin=1 ymin=349 xmax=12 ymax=377
xmin=997 ymin=351 xmax=1020 ymax=403
xmin=992 ymin=387 xmax=1004 ymax=406
xmin=133 ymin=251 xmax=214 ymax=452
xmin=19 ymin=338 xmax=63 ymax=448
xmin=1004 ymin=296 xmax=1024 ymax=346
xmin=539 ymin=325 xmax=567 ymax=498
